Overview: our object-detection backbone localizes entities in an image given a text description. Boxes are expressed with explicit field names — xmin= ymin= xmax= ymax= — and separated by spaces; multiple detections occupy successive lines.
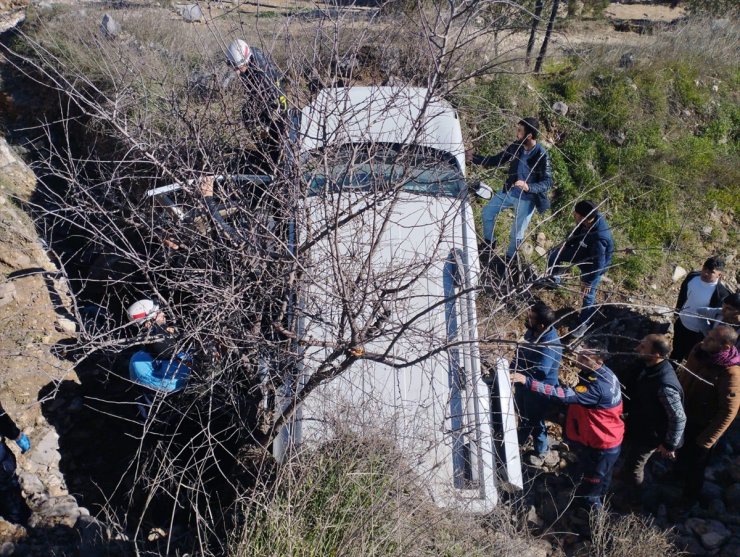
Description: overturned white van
xmin=274 ymin=87 xmax=522 ymax=511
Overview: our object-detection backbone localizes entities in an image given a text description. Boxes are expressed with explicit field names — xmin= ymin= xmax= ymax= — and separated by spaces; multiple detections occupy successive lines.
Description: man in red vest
xmin=512 ymin=340 xmax=624 ymax=508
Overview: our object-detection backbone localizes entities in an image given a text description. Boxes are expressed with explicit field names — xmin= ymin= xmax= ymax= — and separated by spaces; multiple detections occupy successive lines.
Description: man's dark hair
xmin=723 ymin=292 xmax=740 ymax=310
xmin=703 ymin=256 xmax=726 ymax=272
xmin=530 ymin=301 xmax=556 ymax=328
xmin=646 ymin=334 xmax=671 ymax=358
xmin=518 ymin=117 xmax=540 ymax=139
xmin=574 ymin=200 xmax=598 ymax=219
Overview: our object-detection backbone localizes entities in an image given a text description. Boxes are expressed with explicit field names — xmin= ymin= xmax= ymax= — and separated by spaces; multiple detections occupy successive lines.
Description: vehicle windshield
xmin=305 ymin=144 xmax=464 ymax=198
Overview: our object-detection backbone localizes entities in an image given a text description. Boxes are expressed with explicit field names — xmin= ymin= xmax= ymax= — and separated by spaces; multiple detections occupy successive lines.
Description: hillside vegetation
xmin=460 ymin=19 xmax=739 ymax=289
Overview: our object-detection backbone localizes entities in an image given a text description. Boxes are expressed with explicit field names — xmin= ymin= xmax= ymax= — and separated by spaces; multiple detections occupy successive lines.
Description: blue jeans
xmin=482 ymin=189 xmax=535 ymax=259
xmin=515 ymin=388 xmax=551 ymax=455
xmin=547 ymin=246 xmax=603 ymax=325
xmin=570 ymin=441 xmax=621 ymax=509
xmin=579 ymin=275 xmax=602 ymax=325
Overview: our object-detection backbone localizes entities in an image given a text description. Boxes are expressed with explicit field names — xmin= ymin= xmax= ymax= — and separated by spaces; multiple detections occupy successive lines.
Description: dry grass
xmin=231 ymin=433 xmax=545 ymax=557
xmin=589 ymin=508 xmax=682 ymax=557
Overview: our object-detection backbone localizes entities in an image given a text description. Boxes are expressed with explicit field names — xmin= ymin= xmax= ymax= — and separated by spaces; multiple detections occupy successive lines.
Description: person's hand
xmin=513 ymin=180 xmax=529 ymax=191
xmin=510 ymin=372 xmax=527 ymax=384
xmin=656 ymin=444 xmax=675 ymax=459
xmin=465 ymin=147 xmax=473 ymax=163
xmin=198 ymin=175 xmax=215 ymax=198
xmin=579 ymin=283 xmax=591 ymax=299
xmin=15 ymin=433 xmax=31 ymax=454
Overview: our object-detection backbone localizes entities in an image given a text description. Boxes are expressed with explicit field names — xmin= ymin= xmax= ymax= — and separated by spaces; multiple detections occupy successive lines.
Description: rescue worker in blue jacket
xmin=126 ymin=300 xmax=191 ymax=417
xmin=546 ymin=200 xmax=614 ymax=337
xmin=512 ymin=301 xmax=563 ymax=465
xmin=512 ymin=340 xmax=624 ymax=509
xmin=469 ymin=117 xmax=553 ymax=262
xmin=0 ymin=401 xmax=31 ymax=524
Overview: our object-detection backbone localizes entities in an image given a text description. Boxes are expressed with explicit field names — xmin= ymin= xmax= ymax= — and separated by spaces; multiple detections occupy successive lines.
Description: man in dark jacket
xmin=547 ymin=200 xmax=614 ymax=335
xmin=225 ymin=39 xmax=289 ymax=172
xmin=469 ymin=117 xmax=553 ymax=261
xmin=0 ymin=401 xmax=31 ymax=524
xmin=512 ymin=340 xmax=624 ymax=508
xmin=623 ymin=334 xmax=686 ymax=487
xmin=671 ymin=256 xmax=730 ymax=362
xmin=512 ymin=301 xmax=563 ymax=464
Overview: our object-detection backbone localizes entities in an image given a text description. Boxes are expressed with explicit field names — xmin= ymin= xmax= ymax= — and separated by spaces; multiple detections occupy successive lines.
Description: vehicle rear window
xmin=305 ymin=144 xmax=464 ymax=198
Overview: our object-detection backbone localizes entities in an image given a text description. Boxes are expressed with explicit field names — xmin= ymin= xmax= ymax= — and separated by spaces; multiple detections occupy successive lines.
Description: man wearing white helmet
xmin=225 ymin=39 xmax=288 ymax=171
xmin=126 ymin=299 xmax=190 ymax=409
xmin=127 ymin=298 xmax=165 ymax=326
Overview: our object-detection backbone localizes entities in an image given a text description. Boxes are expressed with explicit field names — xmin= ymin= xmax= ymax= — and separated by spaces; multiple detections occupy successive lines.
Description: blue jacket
xmin=512 ymin=326 xmax=562 ymax=385
xmin=564 ymin=213 xmax=614 ymax=284
xmin=129 ymin=350 xmax=191 ymax=394
xmin=472 ymin=141 xmax=553 ymax=213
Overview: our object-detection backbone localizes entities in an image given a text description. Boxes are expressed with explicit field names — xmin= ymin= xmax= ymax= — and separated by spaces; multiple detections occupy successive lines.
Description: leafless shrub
xmin=589 ymin=507 xmax=681 ymax=557
xmin=2 ymin=1 xmax=550 ymax=554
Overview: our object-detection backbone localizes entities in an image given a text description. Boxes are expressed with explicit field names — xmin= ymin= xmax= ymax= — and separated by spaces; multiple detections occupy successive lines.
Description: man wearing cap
xmin=468 ymin=117 xmax=553 ymax=262
xmin=546 ymin=200 xmax=614 ymax=336
xmin=0 ymin=400 xmax=31 ymax=524
xmin=671 ymin=256 xmax=730 ymax=363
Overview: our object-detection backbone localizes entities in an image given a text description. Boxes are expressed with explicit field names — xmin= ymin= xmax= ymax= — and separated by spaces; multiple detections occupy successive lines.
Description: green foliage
xmin=461 ymin=33 xmax=739 ymax=289
xmin=584 ymin=72 xmax=638 ymax=133
xmin=669 ymin=62 xmax=709 ymax=110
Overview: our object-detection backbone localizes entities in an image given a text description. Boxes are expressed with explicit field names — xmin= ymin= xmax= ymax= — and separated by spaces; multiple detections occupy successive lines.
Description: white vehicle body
xmin=274 ymin=87 xmax=521 ymax=511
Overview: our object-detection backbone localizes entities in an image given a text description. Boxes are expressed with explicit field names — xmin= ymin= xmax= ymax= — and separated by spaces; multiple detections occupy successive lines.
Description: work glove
xmin=15 ymin=433 xmax=31 ymax=454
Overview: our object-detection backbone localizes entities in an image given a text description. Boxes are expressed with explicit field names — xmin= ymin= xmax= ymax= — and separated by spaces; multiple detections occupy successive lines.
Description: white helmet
xmin=127 ymin=299 xmax=160 ymax=323
xmin=226 ymin=39 xmax=252 ymax=68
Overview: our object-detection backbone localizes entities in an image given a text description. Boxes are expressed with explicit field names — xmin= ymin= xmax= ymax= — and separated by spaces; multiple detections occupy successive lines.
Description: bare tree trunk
xmin=525 ymin=0 xmax=544 ymax=68
xmin=535 ymin=0 xmax=560 ymax=73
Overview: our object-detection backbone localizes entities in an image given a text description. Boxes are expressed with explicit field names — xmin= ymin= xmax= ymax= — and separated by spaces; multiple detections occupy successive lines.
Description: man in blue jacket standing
xmin=547 ymin=200 xmax=614 ymax=337
xmin=512 ymin=301 xmax=563 ymax=465
xmin=469 ymin=117 xmax=553 ymax=262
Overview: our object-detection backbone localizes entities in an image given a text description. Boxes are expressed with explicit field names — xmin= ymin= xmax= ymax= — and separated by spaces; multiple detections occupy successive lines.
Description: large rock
xmin=0 ymin=519 xmax=25 ymax=543
xmin=552 ymin=101 xmax=569 ymax=116
xmin=672 ymin=265 xmax=688 ymax=282
xmin=702 ymin=530 xmax=729 ymax=550
xmin=0 ymin=138 xmax=35 ymax=195
xmin=180 ymin=4 xmax=203 ymax=22
xmin=18 ymin=471 xmax=44 ymax=496
xmin=0 ymin=282 xmax=16 ymax=307
xmin=28 ymin=429 xmax=60 ymax=469
xmin=100 ymin=13 xmax=121 ymax=39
